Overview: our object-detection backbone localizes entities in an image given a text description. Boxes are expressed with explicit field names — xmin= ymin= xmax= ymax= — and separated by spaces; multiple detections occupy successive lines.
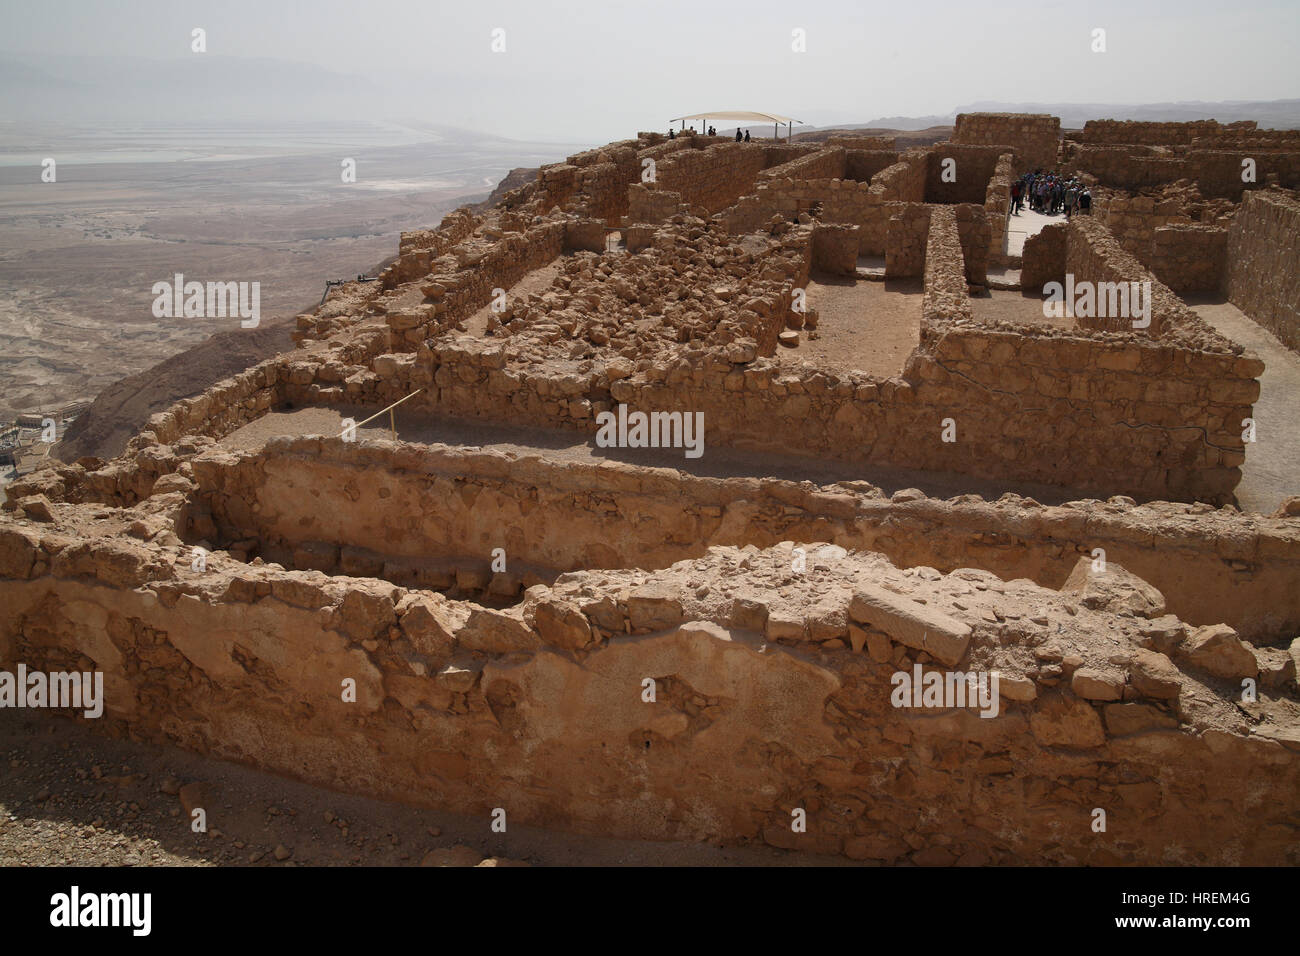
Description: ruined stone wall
xmin=1146 ymin=225 xmax=1229 ymax=295
xmin=168 ymin=437 xmax=1300 ymax=639
xmin=320 ymin=308 xmax=1257 ymax=506
xmin=652 ymin=142 xmax=769 ymax=214
xmin=868 ymin=149 xmax=927 ymax=202
xmin=925 ymin=144 xmax=1006 ymax=204
xmin=810 ymin=223 xmax=860 ymax=275
xmin=845 ymin=149 xmax=900 ymax=183
xmin=1021 ymin=222 xmax=1066 ymax=290
xmin=756 ymin=146 xmax=845 ymax=184
xmin=627 ymin=183 xmax=686 ymax=224
xmin=5 ymin=480 xmax=1298 ymax=863
xmin=1193 ymin=129 xmax=1300 ymax=150
xmin=718 ymin=176 xmax=907 ymax=258
xmin=1081 ymin=119 xmax=1256 ymax=146
xmin=984 ymin=153 xmax=1015 ymax=266
xmin=391 ymin=210 xmax=482 ymax=284
xmin=1072 ymin=146 xmax=1187 ymax=190
xmin=923 ymin=207 xmax=971 ymax=320
xmin=1075 ymin=146 xmax=1300 ymax=199
xmin=884 ymin=203 xmax=931 ymax=276
xmin=1188 ymin=150 xmax=1300 ymax=200
xmin=914 ymin=317 xmax=1255 ymax=503
xmin=1225 ymin=191 xmax=1300 ymax=352
xmin=1065 ymin=216 xmax=1203 ymax=336
xmin=826 ymin=135 xmax=896 ymax=150
xmin=952 ymin=113 xmax=1059 ymax=171
xmin=1091 ymin=194 xmax=1229 ymax=293
xmin=387 ymin=221 xmax=566 ymax=345
xmin=1094 ymin=192 xmax=1192 ymax=257
xmin=952 ymin=204 xmax=991 ymax=285
xmin=568 ymin=145 xmax=642 ymax=223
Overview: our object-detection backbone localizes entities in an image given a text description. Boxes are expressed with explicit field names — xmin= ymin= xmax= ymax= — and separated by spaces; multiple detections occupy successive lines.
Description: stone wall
xmin=885 ymin=203 xmax=931 ymax=276
xmin=757 ymin=146 xmax=845 ymax=184
xmin=390 ymin=210 xmax=482 ymax=284
xmin=317 ymin=312 xmax=1257 ymax=507
xmin=1021 ymin=222 xmax=1066 ymax=290
xmin=5 ymin=455 xmax=1298 ymax=863
xmin=1225 ymin=191 xmax=1300 ymax=352
xmin=810 ymin=223 xmax=860 ymax=275
xmin=984 ymin=153 xmax=1016 ymax=266
xmin=1147 ymin=225 xmax=1229 ymax=295
xmin=627 ymin=183 xmax=686 ymax=224
xmin=1194 ymin=129 xmax=1300 ymax=150
xmin=869 ymin=149 xmax=927 ymax=202
xmin=1075 ymin=146 xmax=1300 ymax=199
xmin=844 ymin=149 xmax=900 ymax=183
xmin=1071 ymin=146 xmax=1186 ymax=190
xmin=1064 ymin=216 xmax=1203 ymax=336
xmin=826 ymin=135 xmax=896 ymax=150
xmin=180 ymin=437 xmax=1300 ymax=639
xmin=925 ymin=144 xmax=1007 ymax=204
xmin=651 ymin=141 xmax=769 ymax=214
xmin=1093 ymin=193 xmax=1229 ymax=293
xmin=386 ymin=221 xmax=566 ymax=345
xmin=923 ymin=206 xmax=971 ymax=320
xmin=952 ymin=113 xmax=1060 ymax=172
xmin=1094 ymin=191 xmax=1193 ymax=257
xmin=1081 ymin=119 xmax=1256 ymax=146
xmin=952 ymin=205 xmax=990 ymax=286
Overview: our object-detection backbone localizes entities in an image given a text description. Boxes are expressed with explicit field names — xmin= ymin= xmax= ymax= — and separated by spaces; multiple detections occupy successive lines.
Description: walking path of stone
xmin=1190 ymin=297 xmax=1300 ymax=514
xmin=1004 ymin=206 xmax=1066 ymax=257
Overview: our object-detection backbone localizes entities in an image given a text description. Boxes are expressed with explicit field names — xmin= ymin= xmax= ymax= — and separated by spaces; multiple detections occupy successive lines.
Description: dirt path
xmin=1188 ymin=297 xmax=1300 ymax=513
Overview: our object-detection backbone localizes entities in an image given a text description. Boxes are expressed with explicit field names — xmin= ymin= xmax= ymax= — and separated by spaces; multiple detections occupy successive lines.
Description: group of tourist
xmin=1009 ymin=170 xmax=1091 ymax=219
xmin=667 ymin=127 xmax=751 ymax=141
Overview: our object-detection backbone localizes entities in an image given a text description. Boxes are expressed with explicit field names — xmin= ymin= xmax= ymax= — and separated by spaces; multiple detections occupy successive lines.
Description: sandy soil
xmin=785 ymin=276 xmax=923 ymax=377
xmin=970 ymin=289 xmax=1076 ymax=329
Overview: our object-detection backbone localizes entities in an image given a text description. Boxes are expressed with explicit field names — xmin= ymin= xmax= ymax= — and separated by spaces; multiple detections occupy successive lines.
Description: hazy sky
xmin=2 ymin=0 xmax=1297 ymax=142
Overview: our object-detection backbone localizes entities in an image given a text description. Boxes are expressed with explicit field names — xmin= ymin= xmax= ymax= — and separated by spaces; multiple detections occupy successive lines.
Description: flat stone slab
xmin=848 ymin=584 xmax=971 ymax=666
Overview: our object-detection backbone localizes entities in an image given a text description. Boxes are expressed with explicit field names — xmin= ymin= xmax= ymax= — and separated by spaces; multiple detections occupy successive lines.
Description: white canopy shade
xmin=669 ymin=110 xmax=803 ymax=125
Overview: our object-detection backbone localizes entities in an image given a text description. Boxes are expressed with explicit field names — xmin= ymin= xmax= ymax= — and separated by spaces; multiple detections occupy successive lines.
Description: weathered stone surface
xmin=1103 ymin=702 xmax=1178 ymax=736
xmin=1061 ymin=557 xmax=1166 ymax=618
xmin=1029 ymin=692 xmax=1106 ymax=748
xmin=1129 ymin=650 xmax=1182 ymax=700
xmin=1181 ymin=624 xmax=1259 ymax=679
xmin=626 ymin=582 xmax=683 ymax=632
xmin=1071 ymin=668 xmax=1125 ymax=701
xmin=849 ymin=584 xmax=971 ymax=665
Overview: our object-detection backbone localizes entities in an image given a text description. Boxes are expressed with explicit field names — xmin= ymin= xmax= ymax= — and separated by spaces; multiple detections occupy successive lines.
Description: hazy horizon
xmin=1 ymin=0 xmax=1297 ymax=143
